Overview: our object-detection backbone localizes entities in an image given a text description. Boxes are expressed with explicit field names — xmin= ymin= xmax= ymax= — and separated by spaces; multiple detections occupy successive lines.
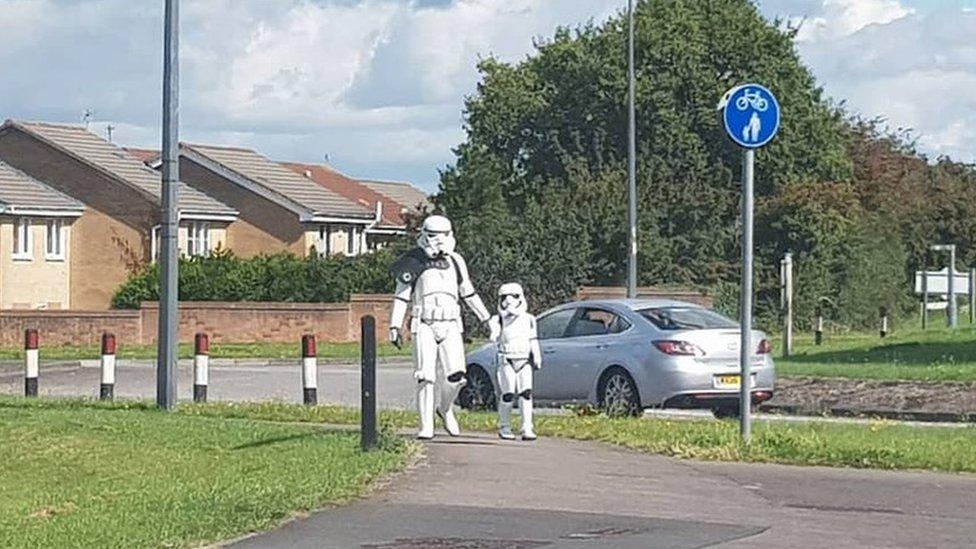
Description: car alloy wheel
xmin=601 ymin=370 xmax=640 ymax=417
xmin=457 ymin=366 xmax=496 ymax=411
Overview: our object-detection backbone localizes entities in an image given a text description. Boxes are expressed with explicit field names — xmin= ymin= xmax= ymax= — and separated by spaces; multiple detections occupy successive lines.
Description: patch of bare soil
xmin=767 ymin=377 xmax=976 ymax=414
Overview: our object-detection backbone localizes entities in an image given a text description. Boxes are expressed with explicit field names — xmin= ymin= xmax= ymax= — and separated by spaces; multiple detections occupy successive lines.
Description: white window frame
xmin=151 ymin=225 xmax=160 ymax=263
xmin=12 ymin=217 xmax=32 ymax=260
xmin=187 ymin=221 xmax=211 ymax=257
xmin=317 ymin=225 xmax=331 ymax=257
xmin=45 ymin=219 xmax=65 ymax=261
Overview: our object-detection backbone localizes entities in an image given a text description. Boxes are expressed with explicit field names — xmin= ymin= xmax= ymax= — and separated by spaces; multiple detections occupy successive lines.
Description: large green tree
xmin=435 ymin=0 xmax=976 ymax=328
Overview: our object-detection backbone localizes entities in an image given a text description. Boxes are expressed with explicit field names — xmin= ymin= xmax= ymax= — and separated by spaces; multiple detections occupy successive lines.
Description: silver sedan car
xmin=458 ymin=299 xmax=775 ymax=417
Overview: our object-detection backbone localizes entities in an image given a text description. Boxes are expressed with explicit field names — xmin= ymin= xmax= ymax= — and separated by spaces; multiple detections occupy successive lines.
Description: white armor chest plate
xmin=499 ymin=314 xmax=533 ymax=358
xmin=412 ymin=263 xmax=461 ymax=321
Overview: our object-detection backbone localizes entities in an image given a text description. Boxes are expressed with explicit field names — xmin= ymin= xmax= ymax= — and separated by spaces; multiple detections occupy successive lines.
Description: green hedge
xmin=111 ymin=248 xmax=398 ymax=309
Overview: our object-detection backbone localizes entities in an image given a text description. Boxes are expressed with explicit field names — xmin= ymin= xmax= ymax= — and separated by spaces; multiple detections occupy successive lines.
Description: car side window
xmin=567 ymin=308 xmax=629 ymax=337
xmin=536 ymin=308 xmax=576 ymax=340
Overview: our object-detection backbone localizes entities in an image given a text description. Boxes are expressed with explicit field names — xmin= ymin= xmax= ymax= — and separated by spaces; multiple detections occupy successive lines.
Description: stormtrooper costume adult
xmin=488 ymin=283 xmax=542 ymax=441
xmin=390 ymin=215 xmax=491 ymax=440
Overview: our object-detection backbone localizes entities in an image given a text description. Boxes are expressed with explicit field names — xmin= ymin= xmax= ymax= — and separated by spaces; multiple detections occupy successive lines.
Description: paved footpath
xmin=232 ymin=431 xmax=976 ymax=549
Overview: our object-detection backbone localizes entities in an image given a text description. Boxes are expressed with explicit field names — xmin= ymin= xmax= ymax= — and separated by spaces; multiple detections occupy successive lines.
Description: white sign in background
xmin=914 ymin=269 xmax=971 ymax=295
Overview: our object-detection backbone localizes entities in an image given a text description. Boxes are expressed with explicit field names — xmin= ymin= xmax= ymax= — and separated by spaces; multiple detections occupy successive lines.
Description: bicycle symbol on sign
xmin=735 ymin=88 xmax=768 ymax=112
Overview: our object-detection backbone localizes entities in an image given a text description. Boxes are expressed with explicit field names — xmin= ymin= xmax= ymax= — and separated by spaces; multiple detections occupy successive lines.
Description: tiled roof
xmin=2 ymin=121 xmax=236 ymax=217
xmin=0 ymin=160 xmax=83 ymax=213
xmin=280 ymin=162 xmax=404 ymax=228
xmin=357 ymin=179 xmax=429 ymax=213
xmin=123 ymin=147 xmax=160 ymax=165
xmin=182 ymin=144 xmax=373 ymax=221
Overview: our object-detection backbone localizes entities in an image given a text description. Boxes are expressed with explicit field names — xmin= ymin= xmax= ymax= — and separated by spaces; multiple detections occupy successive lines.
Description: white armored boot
xmin=437 ymin=379 xmax=462 ymax=437
xmin=498 ymin=393 xmax=516 ymax=440
xmin=520 ymin=392 xmax=536 ymax=441
xmin=416 ymin=381 xmax=435 ymax=440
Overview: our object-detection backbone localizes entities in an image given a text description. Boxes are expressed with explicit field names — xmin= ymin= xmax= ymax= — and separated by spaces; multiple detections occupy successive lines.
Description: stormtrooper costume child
xmin=488 ymin=283 xmax=542 ymax=441
xmin=389 ymin=215 xmax=491 ymax=440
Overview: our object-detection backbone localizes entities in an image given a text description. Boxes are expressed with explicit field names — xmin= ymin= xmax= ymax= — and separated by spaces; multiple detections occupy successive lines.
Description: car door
xmin=531 ymin=307 xmax=577 ymax=401
xmin=558 ymin=307 xmax=632 ymax=400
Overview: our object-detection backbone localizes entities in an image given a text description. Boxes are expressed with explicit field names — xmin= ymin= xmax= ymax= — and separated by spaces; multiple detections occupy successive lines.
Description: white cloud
xmin=763 ymin=0 xmax=976 ymax=164
xmin=0 ymin=0 xmax=624 ymax=190
xmin=792 ymin=0 xmax=914 ymax=41
xmin=1 ymin=0 xmax=973 ymax=193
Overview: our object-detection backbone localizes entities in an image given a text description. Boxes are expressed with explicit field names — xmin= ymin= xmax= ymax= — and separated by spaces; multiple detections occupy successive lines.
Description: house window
xmin=12 ymin=217 xmax=32 ymax=260
xmin=45 ymin=219 xmax=64 ymax=260
xmin=187 ymin=222 xmax=211 ymax=257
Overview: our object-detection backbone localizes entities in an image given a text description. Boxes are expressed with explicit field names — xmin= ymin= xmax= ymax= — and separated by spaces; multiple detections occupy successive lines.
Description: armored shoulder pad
xmin=391 ymin=248 xmax=427 ymax=285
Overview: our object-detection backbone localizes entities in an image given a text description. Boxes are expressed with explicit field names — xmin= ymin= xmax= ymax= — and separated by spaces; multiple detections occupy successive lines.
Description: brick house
xmin=280 ymin=162 xmax=409 ymax=252
xmin=177 ymin=143 xmax=379 ymax=257
xmin=0 ymin=120 xmax=239 ymax=309
xmin=0 ymin=160 xmax=84 ymax=309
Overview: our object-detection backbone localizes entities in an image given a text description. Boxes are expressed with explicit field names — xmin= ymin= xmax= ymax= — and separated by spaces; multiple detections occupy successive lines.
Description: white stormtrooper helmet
xmin=497 ymin=282 xmax=527 ymax=317
xmin=418 ymin=215 xmax=456 ymax=258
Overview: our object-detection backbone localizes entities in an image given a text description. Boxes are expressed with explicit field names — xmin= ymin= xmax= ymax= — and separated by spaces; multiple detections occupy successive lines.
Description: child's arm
xmin=488 ymin=315 xmax=501 ymax=342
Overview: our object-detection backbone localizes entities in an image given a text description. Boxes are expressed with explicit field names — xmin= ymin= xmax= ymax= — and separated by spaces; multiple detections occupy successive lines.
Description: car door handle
xmin=595 ymin=344 xmax=609 ymax=350
xmin=543 ymin=349 xmax=556 ymax=354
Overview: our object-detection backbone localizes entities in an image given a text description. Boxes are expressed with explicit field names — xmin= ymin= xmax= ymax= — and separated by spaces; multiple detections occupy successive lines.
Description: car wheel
xmin=711 ymin=405 xmax=741 ymax=419
xmin=599 ymin=368 xmax=641 ymax=417
xmin=457 ymin=365 xmax=495 ymax=411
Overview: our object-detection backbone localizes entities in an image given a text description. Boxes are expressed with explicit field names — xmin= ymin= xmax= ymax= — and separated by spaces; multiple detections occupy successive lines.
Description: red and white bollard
xmin=100 ymin=332 xmax=116 ymax=400
xmin=301 ymin=334 xmax=317 ymax=405
xmin=24 ymin=329 xmax=38 ymax=397
xmin=194 ymin=333 xmax=209 ymax=403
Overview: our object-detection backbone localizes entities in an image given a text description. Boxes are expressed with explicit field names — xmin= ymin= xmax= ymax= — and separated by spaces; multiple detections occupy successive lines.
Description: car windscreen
xmin=638 ymin=307 xmax=738 ymax=330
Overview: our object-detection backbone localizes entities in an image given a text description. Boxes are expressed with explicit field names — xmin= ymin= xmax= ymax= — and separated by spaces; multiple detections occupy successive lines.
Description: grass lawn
xmin=0 ymin=397 xmax=411 ymax=549
xmin=180 ymin=400 xmax=976 ymax=474
xmin=774 ymin=324 xmax=976 ymax=382
xmin=0 ymin=340 xmax=413 ymax=362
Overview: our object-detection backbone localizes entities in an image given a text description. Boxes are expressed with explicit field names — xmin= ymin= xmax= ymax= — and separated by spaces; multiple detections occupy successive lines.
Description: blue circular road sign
xmin=722 ymin=84 xmax=780 ymax=149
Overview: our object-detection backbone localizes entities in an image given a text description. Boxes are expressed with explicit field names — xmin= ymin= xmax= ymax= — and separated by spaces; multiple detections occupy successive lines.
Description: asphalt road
xmin=0 ymin=358 xmax=420 ymax=408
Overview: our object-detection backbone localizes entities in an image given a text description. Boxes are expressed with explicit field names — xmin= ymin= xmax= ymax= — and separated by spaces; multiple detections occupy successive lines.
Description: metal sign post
xmin=781 ymin=253 xmax=793 ymax=357
xmin=720 ymin=83 xmax=780 ymax=443
xmin=931 ymin=244 xmax=958 ymax=329
xmin=626 ymin=0 xmax=638 ymax=298
xmin=157 ymin=0 xmax=180 ymax=410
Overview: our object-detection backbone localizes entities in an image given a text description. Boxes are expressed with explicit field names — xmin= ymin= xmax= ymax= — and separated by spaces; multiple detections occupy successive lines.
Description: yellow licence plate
xmin=715 ymin=375 xmax=741 ymax=388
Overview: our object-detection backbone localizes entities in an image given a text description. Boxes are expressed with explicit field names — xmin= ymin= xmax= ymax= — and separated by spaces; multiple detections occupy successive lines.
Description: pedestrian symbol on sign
xmin=721 ymin=84 xmax=780 ymax=149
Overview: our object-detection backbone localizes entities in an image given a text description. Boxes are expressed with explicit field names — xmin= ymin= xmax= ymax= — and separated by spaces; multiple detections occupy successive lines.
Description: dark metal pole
xmin=157 ymin=0 xmax=180 ymax=410
xmin=739 ymin=149 xmax=755 ymax=442
xmin=626 ymin=0 xmax=638 ymax=298
xmin=361 ymin=316 xmax=377 ymax=452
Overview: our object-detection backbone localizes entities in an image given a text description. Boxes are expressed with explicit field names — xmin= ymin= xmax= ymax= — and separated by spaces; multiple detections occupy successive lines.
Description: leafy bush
xmin=111 ymin=248 xmax=398 ymax=309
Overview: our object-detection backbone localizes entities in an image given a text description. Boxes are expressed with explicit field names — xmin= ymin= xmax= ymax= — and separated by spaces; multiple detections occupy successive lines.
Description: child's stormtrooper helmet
xmin=497 ymin=282 xmax=527 ymax=317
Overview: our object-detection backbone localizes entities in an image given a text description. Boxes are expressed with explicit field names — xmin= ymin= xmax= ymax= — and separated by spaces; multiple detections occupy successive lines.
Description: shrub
xmin=111 ymin=248 xmax=399 ymax=309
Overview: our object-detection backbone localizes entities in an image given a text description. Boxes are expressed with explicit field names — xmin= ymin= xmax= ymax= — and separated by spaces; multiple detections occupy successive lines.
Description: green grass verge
xmin=0 ymin=341 xmax=413 ymax=361
xmin=177 ymin=400 xmax=976 ymax=474
xmin=775 ymin=325 xmax=976 ymax=382
xmin=0 ymin=397 xmax=412 ymax=549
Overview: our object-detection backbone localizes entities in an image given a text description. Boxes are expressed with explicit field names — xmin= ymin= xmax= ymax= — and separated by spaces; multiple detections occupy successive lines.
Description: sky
xmin=1 ymin=0 xmax=974 ymax=193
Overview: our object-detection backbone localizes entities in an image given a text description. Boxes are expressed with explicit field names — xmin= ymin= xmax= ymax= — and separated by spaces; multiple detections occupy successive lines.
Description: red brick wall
xmin=0 ymin=310 xmax=141 ymax=346
xmin=575 ymin=286 xmax=713 ymax=308
xmin=1 ymin=295 xmax=394 ymax=346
